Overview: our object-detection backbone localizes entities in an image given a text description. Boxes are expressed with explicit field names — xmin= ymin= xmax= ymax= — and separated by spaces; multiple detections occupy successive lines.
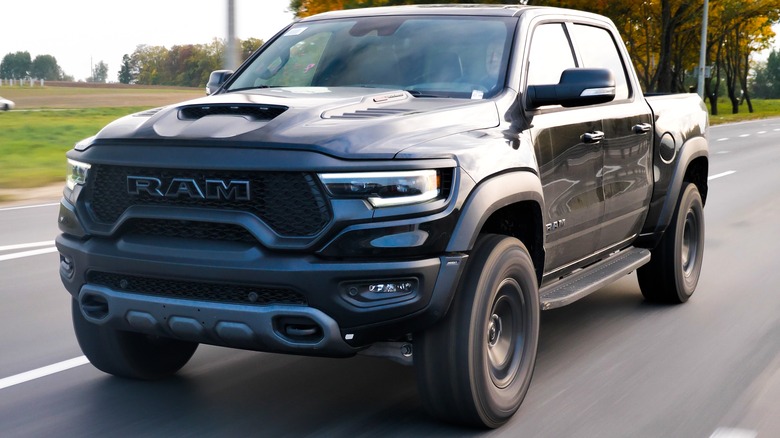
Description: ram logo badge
xmin=127 ymin=176 xmax=251 ymax=201
xmin=546 ymin=219 xmax=566 ymax=232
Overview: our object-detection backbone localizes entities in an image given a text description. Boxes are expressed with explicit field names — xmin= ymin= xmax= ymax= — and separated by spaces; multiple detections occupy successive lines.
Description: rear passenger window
xmin=571 ymin=24 xmax=630 ymax=100
xmin=526 ymin=23 xmax=576 ymax=86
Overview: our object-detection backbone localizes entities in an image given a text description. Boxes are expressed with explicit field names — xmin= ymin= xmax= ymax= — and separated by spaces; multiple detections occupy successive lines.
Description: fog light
xmin=342 ymin=279 xmax=419 ymax=305
xmin=367 ymin=282 xmax=414 ymax=293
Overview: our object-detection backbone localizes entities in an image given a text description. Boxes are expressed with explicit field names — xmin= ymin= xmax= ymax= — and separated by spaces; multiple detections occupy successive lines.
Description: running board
xmin=539 ymin=247 xmax=651 ymax=310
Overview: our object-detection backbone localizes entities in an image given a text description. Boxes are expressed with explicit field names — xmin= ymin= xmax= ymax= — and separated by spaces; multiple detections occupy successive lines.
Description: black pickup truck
xmin=56 ymin=4 xmax=708 ymax=428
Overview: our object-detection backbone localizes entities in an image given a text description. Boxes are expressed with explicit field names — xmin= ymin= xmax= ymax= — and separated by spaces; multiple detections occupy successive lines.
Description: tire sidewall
xmin=465 ymin=237 xmax=540 ymax=426
xmin=673 ymin=184 xmax=705 ymax=301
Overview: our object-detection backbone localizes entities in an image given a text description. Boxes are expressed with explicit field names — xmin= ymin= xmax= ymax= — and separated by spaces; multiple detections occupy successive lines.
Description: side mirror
xmin=527 ymin=68 xmax=616 ymax=109
xmin=206 ymin=70 xmax=234 ymax=95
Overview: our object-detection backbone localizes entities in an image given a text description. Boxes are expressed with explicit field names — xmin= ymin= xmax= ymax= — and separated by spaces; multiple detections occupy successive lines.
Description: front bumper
xmin=57 ymin=230 xmax=466 ymax=357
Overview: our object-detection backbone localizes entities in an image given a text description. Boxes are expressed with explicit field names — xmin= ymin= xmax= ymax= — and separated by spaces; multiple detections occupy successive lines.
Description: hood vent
xmin=134 ymin=107 xmax=164 ymax=117
xmin=179 ymin=104 xmax=288 ymax=121
xmin=326 ymin=108 xmax=411 ymax=120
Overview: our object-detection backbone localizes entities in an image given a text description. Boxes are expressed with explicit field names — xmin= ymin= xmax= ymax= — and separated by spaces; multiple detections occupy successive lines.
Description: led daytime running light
xmin=319 ymin=170 xmax=440 ymax=207
xmin=66 ymin=159 xmax=91 ymax=190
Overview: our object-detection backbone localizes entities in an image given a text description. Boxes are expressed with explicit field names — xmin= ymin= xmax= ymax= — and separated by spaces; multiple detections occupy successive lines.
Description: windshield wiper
xmin=404 ymin=89 xmax=443 ymax=98
xmin=227 ymin=85 xmax=278 ymax=92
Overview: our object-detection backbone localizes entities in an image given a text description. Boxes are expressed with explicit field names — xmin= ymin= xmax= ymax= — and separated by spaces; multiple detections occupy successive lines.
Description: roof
xmin=299 ymin=4 xmax=532 ymax=22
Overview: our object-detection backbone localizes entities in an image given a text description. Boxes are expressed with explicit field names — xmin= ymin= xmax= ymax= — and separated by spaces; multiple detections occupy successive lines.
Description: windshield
xmin=228 ymin=15 xmax=516 ymax=99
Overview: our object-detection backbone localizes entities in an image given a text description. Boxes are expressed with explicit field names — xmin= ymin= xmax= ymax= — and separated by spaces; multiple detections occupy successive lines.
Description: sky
xmin=1 ymin=0 xmax=296 ymax=81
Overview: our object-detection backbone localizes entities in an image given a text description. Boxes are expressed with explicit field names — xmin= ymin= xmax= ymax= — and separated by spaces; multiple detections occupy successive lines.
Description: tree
xmin=703 ymin=0 xmax=780 ymax=115
xmin=118 ymin=54 xmax=135 ymax=84
xmin=88 ymin=60 xmax=109 ymax=83
xmin=0 ymin=51 xmax=32 ymax=79
xmin=751 ymin=49 xmax=780 ymax=98
xmin=30 ymin=54 xmax=62 ymax=80
xmin=241 ymin=38 xmax=265 ymax=60
xmin=127 ymin=37 xmax=261 ymax=87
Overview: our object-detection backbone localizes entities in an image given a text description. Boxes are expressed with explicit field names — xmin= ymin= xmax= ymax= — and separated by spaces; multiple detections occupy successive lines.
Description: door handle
xmin=582 ymin=131 xmax=604 ymax=143
xmin=633 ymin=123 xmax=652 ymax=134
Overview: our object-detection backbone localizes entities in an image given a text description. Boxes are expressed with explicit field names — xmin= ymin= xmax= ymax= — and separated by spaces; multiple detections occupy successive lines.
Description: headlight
xmin=66 ymin=159 xmax=91 ymax=191
xmin=318 ymin=170 xmax=440 ymax=207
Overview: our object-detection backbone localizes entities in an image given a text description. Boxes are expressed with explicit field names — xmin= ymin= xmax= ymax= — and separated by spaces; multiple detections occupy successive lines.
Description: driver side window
xmin=526 ymin=23 xmax=576 ymax=87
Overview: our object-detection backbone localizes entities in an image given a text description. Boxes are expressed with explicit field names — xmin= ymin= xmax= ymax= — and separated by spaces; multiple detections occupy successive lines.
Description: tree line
xmin=1 ymin=38 xmax=263 ymax=87
xmin=118 ymin=38 xmax=263 ymax=87
xmin=0 ymin=52 xmax=71 ymax=81
xmin=289 ymin=0 xmax=780 ymax=115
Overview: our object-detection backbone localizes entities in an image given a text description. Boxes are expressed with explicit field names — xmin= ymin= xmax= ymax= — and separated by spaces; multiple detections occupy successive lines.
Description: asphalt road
xmin=1 ymin=118 xmax=779 ymax=437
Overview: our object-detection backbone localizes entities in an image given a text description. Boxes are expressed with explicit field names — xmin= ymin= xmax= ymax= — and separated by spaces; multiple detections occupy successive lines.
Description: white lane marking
xmin=739 ymin=134 xmax=750 ymax=138
xmin=757 ymin=131 xmax=767 ymax=134
xmin=709 ymin=427 xmax=758 ymax=438
xmin=775 ymin=128 xmax=780 ymax=131
xmin=717 ymin=138 xmax=729 ymax=142
xmin=716 ymin=151 xmax=730 ymax=154
xmin=708 ymin=171 xmax=736 ymax=181
xmin=0 ymin=247 xmax=58 ymax=262
xmin=0 ymin=202 xmax=59 ymax=212
xmin=0 ymin=240 xmax=55 ymax=252
xmin=0 ymin=356 xmax=89 ymax=390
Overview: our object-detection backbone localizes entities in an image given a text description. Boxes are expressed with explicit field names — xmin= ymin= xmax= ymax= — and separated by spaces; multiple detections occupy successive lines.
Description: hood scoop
xmin=152 ymin=104 xmax=289 ymax=139
xmin=178 ymin=104 xmax=288 ymax=121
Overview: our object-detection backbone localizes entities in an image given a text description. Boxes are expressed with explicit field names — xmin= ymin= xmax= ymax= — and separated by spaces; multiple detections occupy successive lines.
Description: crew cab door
xmin=567 ymin=22 xmax=653 ymax=253
xmin=524 ymin=22 xmax=606 ymax=274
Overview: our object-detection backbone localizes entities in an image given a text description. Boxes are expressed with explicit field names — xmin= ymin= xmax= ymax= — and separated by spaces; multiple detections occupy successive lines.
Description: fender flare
xmin=446 ymin=170 xmax=544 ymax=252
xmin=646 ymin=136 xmax=709 ymax=238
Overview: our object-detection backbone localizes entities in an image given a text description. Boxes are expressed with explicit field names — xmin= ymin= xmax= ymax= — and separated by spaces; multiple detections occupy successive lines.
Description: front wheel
xmin=638 ymin=182 xmax=705 ymax=303
xmin=414 ymin=234 xmax=540 ymax=428
xmin=72 ymin=299 xmax=198 ymax=380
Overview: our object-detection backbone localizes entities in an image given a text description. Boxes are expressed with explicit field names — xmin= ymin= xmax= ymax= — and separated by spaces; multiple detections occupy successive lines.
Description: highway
xmin=1 ymin=118 xmax=778 ymax=437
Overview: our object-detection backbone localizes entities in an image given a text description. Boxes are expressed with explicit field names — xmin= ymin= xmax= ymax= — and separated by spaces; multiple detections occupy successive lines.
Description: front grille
xmin=88 ymin=166 xmax=331 ymax=237
xmin=88 ymin=271 xmax=307 ymax=306
xmin=122 ymin=219 xmax=257 ymax=243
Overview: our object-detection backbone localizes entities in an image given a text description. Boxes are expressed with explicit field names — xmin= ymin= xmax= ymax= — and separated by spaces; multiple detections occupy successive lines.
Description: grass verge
xmin=1 ymin=84 xmax=203 ymax=191
xmin=707 ymin=98 xmax=780 ymax=125
xmin=0 ymin=107 xmax=149 ymax=188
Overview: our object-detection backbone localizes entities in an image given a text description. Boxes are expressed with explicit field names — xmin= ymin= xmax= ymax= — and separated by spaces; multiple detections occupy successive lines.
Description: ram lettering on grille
xmin=127 ymin=176 xmax=251 ymax=201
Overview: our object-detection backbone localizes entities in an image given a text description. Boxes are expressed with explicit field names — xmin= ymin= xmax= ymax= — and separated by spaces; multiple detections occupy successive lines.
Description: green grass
xmin=708 ymin=98 xmax=780 ymax=125
xmin=0 ymin=107 xmax=147 ymax=188
xmin=0 ymin=84 xmax=202 ymax=191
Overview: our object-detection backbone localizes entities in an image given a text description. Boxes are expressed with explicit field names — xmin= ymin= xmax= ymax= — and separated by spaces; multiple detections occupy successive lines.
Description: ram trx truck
xmin=56 ymin=5 xmax=708 ymax=428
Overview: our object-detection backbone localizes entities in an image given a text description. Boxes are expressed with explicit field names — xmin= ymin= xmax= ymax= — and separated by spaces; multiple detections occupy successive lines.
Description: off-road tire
xmin=414 ymin=234 xmax=540 ymax=428
xmin=638 ymin=182 xmax=705 ymax=303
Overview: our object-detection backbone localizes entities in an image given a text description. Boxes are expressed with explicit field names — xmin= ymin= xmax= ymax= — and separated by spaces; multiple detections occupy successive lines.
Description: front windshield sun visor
xmin=227 ymin=15 xmax=517 ymax=99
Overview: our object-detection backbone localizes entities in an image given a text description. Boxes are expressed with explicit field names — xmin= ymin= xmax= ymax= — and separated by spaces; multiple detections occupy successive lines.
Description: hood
xmin=93 ymin=87 xmax=500 ymax=159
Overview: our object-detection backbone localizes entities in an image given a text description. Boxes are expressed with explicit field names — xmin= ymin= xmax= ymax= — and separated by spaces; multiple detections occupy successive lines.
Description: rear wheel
xmin=72 ymin=299 xmax=198 ymax=380
xmin=415 ymin=234 xmax=540 ymax=428
xmin=638 ymin=182 xmax=705 ymax=303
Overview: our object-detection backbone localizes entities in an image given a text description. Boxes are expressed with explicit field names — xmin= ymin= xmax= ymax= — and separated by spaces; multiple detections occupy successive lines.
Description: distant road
xmin=0 ymin=119 xmax=779 ymax=437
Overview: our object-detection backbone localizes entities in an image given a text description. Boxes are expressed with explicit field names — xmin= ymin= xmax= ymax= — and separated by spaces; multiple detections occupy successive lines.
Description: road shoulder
xmin=0 ymin=184 xmax=63 ymax=208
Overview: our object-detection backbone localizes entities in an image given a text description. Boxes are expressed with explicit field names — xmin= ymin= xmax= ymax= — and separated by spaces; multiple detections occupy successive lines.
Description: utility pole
xmin=697 ymin=0 xmax=710 ymax=99
xmin=226 ymin=0 xmax=240 ymax=70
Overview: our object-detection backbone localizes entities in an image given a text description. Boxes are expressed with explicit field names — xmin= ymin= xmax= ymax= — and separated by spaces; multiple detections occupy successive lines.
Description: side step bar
xmin=539 ymin=247 xmax=651 ymax=310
